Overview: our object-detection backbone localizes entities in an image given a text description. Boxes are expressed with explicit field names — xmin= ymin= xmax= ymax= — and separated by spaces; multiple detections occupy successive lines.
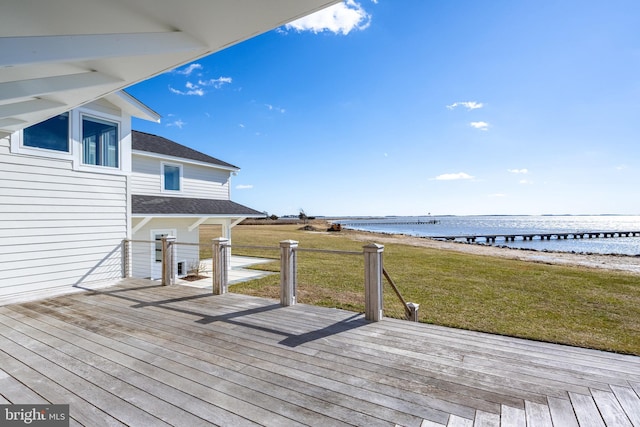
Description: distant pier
xmin=432 ymin=231 xmax=640 ymax=243
xmin=341 ymin=220 xmax=440 ymax=226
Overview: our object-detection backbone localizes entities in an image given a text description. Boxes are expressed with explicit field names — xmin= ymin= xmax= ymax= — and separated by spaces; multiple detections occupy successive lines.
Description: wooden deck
xmin=1 ymin=279 xmax=639 ymax=426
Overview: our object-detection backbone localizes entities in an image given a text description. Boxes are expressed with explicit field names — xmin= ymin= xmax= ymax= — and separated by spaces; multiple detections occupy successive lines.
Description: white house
xmin=0 ymin=0 xmax=339 ymax=303
xmin=130 ymin=130 xmax=263 ymax=280
xmin=0 ymin=94 xmax=262 ymax=303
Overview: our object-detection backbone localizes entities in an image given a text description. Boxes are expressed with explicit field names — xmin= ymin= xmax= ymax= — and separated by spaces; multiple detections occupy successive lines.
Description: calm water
xmin=337 ymin=215 xmax=640 ymax=255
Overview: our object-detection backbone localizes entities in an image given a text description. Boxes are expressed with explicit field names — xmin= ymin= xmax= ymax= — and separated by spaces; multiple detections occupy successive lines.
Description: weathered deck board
xmin=610 ymin=385 xmax=640 ymax=426
xmin=0 ymin=279 xmax=638 ymax=427
xmin=547 ymin=396 xmax=580 ymax=427
xmin=591 ymin=389 xmax=634 ymax=427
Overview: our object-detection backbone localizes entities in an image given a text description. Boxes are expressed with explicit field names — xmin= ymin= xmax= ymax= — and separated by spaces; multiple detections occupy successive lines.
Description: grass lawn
xmin=201 ymin=223 xmax=640 ymax=355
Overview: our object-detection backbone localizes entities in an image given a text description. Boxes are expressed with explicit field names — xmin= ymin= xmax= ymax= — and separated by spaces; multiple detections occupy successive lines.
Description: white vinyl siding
xmin=0 ymin=139 xmax=127 ymax=302
xmin=130 ymin=218 xmax=199 ymax=279
xmin=132 ymin=155 xmax=230 ymax=199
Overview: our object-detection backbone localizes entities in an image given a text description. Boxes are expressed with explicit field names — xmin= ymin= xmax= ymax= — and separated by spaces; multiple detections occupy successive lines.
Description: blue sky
xmin=128 ymin=0 xmax=640 ymax=217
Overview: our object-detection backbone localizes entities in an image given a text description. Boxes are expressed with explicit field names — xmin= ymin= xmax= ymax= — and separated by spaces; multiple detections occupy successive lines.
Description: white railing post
xmin=363 ymin=243 xmax=384 ymax=321
xmin=122 ymin=239 xmax=130 ymax=278
xmin=161 ymin=235 xmax=176 ymax=286
xmin=212 ymin=237 xmax=229 ymax=295
xmin=280 ymin=240 xmax=298 ymax=306
xmin=407 ymin=302 xmax=420 ymax=322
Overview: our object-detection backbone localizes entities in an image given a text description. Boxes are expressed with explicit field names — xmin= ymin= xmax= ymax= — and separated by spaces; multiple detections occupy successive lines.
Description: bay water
xmin=337 ymin=215 xmax=640 ymax=255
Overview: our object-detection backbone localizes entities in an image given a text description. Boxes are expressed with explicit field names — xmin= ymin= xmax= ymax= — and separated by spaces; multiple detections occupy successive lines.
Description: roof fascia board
xmin=132 ymin=213 xmax=263 ymax=218
xmin=132 ymin=149 xmax=239 ymax=172
xmin=105 ymin=92 xmax=160 ymax=123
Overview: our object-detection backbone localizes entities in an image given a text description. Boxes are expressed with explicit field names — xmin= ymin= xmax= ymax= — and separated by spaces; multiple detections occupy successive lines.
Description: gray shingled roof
xmin=132 ymin=130 xmax=238 ymax=169
xmin=132 ymin=195 xmax=264 ymax=217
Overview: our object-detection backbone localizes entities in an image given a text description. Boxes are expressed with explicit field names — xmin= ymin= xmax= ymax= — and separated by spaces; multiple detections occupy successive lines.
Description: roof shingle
xmin=132 ymin=195 xmax=264 ymax=217
xmin=132 ymin=130 xmax=238 ymax=169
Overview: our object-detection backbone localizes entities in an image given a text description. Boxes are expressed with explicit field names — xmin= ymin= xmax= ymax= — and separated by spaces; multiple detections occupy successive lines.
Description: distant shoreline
xmin=342 ymin=227 xmax=640 ymax=276
xmin=240 ymin=218 xmax=640 ymax=275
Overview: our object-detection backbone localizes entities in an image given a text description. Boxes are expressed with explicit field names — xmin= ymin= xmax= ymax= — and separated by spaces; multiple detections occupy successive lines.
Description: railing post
xmin=122 ymin=239 xmax=130 ymax=278
xmin=212 ymin=237 xmax=229 ymax=295
xmin=363 ymin=243 xmax=384 ymax=321
xmin=280 ymin=240 xmax=298 ymax=306
xmin=161 ymin=235 xmax=176 ymax=286
xmin=407 ymin=302 xmax=420 ymax=322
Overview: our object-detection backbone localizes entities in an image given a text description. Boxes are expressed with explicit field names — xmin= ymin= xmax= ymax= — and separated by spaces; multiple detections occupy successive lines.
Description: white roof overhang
xmin=0 ymin=0 xmax=340 ymax=138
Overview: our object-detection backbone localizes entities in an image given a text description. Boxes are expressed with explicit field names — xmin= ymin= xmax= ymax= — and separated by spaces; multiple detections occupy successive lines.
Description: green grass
xmin=201 ymin=224 xmax=640 ymax=355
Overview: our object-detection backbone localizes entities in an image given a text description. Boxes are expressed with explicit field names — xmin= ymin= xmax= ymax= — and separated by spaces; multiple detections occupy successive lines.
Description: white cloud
xmin=446 ymin=101 xmax=484 ymax=110
xmin=470 ymin=121 xmax=489 ymax=131
xmin=169 ymin=84 xmax=204 ymax=96
xmin=434 ymin=172 xmax=474 ymax=181
xmin=615 ymin=164 xmax=628 ymax=171
xmin=169 ymin=76 xmax=232 ymax=96
xmin=166 ymin=119 xmax=186 ymax=129
xmin=519 ymin=179 xmax=533 ymax=185
xmin=199 ymin=77 xmax=232 ymax=89
xmin=489 ymin=193 xmax=507 ymax=198
xmin=508 ymin=168 xmax=529 ymax=174
xmin=174 ymin=63 xmax=202 ymax=76
xmin=284 ymin=0 xmax=371 ymax=35
xmin=236 ymin=184 xmax=254 ymax=190
xmin=265 ymin=104 xmax=286 ymax=114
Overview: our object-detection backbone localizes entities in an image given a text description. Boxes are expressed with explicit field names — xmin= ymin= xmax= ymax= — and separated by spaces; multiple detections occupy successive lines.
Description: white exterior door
xmin=150 ymin=229 xmax=176 ymax=280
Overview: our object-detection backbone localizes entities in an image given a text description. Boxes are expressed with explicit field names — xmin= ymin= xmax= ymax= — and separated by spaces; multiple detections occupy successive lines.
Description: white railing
xmin=123 ymin=237 xmax=419 ymax=322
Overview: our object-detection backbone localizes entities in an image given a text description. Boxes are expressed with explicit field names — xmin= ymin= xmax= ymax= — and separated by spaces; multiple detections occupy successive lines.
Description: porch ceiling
xmin=0 ymin=0 xmax=339 ymax=137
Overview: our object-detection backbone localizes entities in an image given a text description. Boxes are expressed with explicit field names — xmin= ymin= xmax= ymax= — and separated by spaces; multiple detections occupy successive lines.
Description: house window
xmin=23 ymin=113 xmax=69 ymax=152
xmin=163 ymin=164 xmax=181 ymax=191
xmin=82 ymin=116 xmax=119 ymax=167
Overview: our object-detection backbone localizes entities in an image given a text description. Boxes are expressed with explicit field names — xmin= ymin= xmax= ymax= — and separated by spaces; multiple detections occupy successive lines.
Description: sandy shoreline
xmin=341 ymin=228 xmax=640 ymax=275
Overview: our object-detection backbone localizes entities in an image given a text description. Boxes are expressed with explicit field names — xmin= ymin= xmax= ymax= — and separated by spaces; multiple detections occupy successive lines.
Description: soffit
xmin=0 ymin=0 xmax=339 ymax=137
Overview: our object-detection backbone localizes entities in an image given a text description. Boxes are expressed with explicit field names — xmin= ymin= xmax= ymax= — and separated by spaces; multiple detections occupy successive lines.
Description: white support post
xmin=122 ymin=239 xmax=130 ymax=278
xmin=280 ymin=240 xmax=298 ymax=306
xmin=407 ymin=302 xmax=420 ymax=322
xmin=363 ymin=243 xmax=384 ymax=321
xmin=161 ymin=235 xmax=176 ymax=286
xmin=212 ymin=237 xmax=229 ymax=295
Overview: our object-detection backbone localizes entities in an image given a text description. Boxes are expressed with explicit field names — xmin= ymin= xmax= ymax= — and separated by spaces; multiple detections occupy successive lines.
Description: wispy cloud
xmin=169 ymin=84 xmax=204 ymax=96
xmin=236 ymin=184 xmax=254 ymax=190
xmin=508 ymin=168 xmax=529 ymax=174
xmin=199 ymin=77 xmax=232 ymax=89
xmin=174 ymin=63 xmax=202 ymax=76
xmin=434 ymin=172 xmax=475 ymax=181
xmin=519 ymin=179 xmax=533 ymax=185
xmin=446 ymin=101 xmax=484 ymax=110
xmin=283 ymin=0 xmax=372 ymax=35
xmin=169 ymin=76 xmax=232 ymax=96
xmin=265 ymin=104 xmax=286 ymax=114
xmin=470 ymin=121 xmax=489 ymax=131
xmin=169 ymin=63 xmax=232 ymax=96
xmin=489 ymin=193 xmax=507 ymax=198
xmin=166 ymin=119 xmax=186 ymax=129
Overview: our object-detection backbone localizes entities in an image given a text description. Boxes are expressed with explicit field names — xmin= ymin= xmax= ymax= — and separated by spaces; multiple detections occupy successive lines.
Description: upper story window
xmin=82 ymin=116 xmax=119 ymax=168
xmin=23 ymin=113 xmax=69 ymax=152
xmin=163 ymin=163 xmax=182 ymax=191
